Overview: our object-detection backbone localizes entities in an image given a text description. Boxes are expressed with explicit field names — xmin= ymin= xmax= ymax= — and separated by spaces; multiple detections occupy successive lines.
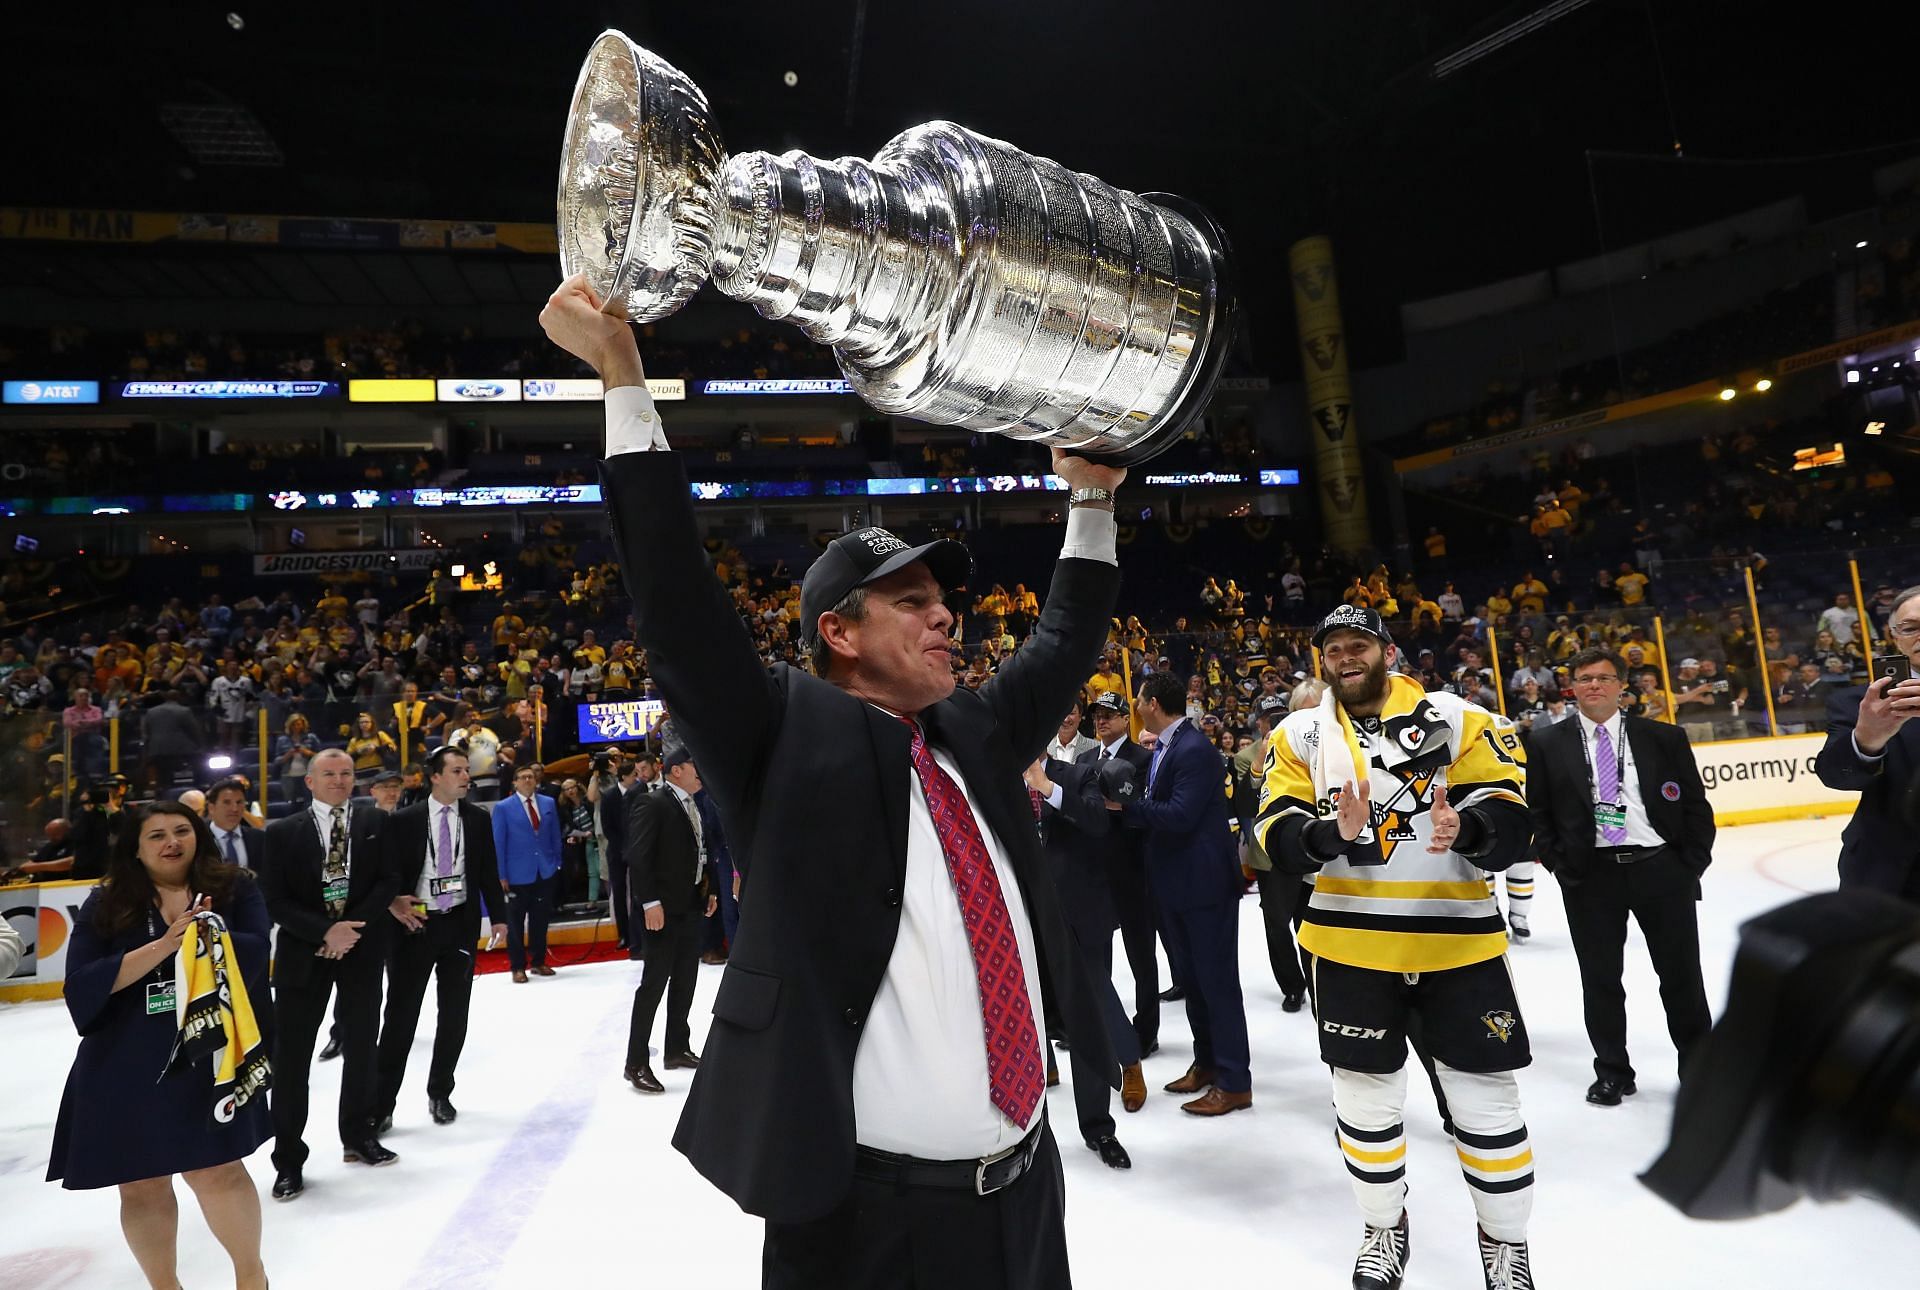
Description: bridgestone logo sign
xmin=253 ymin=550 xmax=439 ymax=576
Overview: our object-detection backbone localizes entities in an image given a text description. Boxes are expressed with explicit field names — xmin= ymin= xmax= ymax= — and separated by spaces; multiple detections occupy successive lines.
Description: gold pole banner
xmin=1311 ymin=645 xmax=1323 ymax=680
xmin=1122 ymin=651 xmax=1142 ymax=743
xmin=1848 ymin=558 xmax=1873 ymax=655
xmin=257 ymin=709 xmax=270 ymax=818
xmin=534 ymin=697 xmax=544 ymax=765
xmin=1744 ymin=567 xmax=1779 ymax=736
xmin=1288 ymin=236 xmax=1371 ymax=552
xmin=1653 ymin=616 xmax=1679 ymax=725
xmin=109 ymin=716 xmax=120 ymax=774
xmin=1486 ymin=623 xmax=1508 ymax=717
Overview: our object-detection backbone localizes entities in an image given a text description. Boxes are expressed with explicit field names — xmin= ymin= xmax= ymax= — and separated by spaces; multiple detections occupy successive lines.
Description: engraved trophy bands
xmin=558 ymin=30 xmax=1236 ymax=465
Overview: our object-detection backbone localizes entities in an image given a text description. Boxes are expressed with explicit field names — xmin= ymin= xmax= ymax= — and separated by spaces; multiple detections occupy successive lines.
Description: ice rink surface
xmin=5 ymin=813 xmax=1915 ymax=1288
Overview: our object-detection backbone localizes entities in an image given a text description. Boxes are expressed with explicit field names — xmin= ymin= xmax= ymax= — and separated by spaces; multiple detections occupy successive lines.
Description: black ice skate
xmin=1352 ymin=1212 xmax=1410 ymax=1290
xmin=1479 ymin=1225 xmax=1535 ymax=1289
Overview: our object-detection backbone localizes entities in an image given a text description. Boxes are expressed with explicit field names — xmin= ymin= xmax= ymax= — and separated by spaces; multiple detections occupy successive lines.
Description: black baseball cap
xmin=661 ymin=746 xmax=695 ymax=773
xmin=371 ymin=769 xmax=403 ymax=786
xmin=799 ymin=527 xmax=971 ymax=645
xmin=1312 ymin=604 xmax=1394 ymax=651
xmin=1090 ymin=691 xmax=1130 ymax=716
xmin=1255 ymin=694 xmax=1290 ymax=722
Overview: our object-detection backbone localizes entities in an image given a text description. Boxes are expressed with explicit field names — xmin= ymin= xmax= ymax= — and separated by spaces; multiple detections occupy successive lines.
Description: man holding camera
xmin=1816 ymin=585 xmax=1920 ymax=900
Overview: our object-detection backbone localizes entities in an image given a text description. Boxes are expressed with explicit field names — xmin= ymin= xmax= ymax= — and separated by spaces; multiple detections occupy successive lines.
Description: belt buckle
xmin=974 ymin=1140 xmax=1020 ymax=1196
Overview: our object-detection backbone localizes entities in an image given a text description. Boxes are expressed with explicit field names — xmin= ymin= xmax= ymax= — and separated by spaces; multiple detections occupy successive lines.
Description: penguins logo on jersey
xmin=1368 ymin=769 xmax=1439 ymax=861
xmin=1482 ymin=1009 xmax=1519 ymax=1044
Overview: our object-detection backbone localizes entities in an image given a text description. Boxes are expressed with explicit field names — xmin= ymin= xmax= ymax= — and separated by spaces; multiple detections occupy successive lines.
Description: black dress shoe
xmin=625 ymin=1065 xmax=664 ymax=1093
xmin=1586 ymin=1077 xmax=1637 ymax=1107
xmin=662 ymin=1050 xmax=701 ymax=1071
xmin=1087 ymin=1135 xmax=1132 ymax=1170
xmin=1138 ymin=1037 xmax=1160 ymax=1059
xmin=271 ymin=1169 xmax=304 ymax=1201
xmin=318 ymin=1036 xmax=341 ymax=1062
xmin=375 ymin=1115 xmax=393 ymax=1135
xmin=1159 ymin=985 xmax=1186 ymax=1002
xmin=342 ymin=1139 xmax=398 ymax=1166
xmin=429 ymin=1097 xmax=457 ymax=1125
xmin=1282 ymin=992 xmax=1305 ymax=1013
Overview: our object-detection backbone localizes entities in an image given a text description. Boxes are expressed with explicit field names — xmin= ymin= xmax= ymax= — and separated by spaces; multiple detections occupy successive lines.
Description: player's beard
xmin=1333 ymin=654 xmax=1389 ymax=710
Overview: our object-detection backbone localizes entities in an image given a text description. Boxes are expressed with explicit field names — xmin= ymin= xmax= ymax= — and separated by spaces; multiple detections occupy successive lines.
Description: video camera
xmin=1643 ymin=890 xmax=1920 ymax=1226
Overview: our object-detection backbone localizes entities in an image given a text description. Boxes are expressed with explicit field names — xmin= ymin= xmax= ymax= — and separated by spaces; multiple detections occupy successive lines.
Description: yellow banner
xmin=349 ymin=379 xmax=436 ymax=403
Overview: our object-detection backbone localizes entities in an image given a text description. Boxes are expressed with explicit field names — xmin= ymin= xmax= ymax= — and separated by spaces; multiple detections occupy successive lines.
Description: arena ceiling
xmin=6 ymin=1 xmax=1915 ymax=371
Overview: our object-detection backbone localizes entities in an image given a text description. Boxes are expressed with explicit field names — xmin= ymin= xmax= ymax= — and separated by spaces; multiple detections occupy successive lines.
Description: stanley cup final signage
xmin=557 ymin=32 xmax=1236 ymax=466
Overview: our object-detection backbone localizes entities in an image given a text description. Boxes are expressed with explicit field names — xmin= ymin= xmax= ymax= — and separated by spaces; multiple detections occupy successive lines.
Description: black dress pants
xmin=1562 ymin=848 xmax=1712 ymax=1083
xmin=270 ymin=942 xmax=383 ymax=1171
xmin=625 ymin=904 xmax=702 ymax=1068
xmin=1253 ymin=866 xmax=1311 ymax=998
xmin=606 ymin=853 xmax=632 ymax=946
xmin=503 ymin=874 xmax=553 ymax=971
xmin=1062 ymin=912 xmax=1141 ymax=1145
xmin=1109 ymin=854 xmax=1161 ymax=1046
xmin=762 ymin=1121 xmax=1069 ymax=1290
xmin=375 ymin=907 xmax=478 ymax=1116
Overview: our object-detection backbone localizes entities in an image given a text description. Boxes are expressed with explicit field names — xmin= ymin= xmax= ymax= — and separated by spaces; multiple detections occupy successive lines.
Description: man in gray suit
xmin=140 ymin=689 xmax=204 ymax=789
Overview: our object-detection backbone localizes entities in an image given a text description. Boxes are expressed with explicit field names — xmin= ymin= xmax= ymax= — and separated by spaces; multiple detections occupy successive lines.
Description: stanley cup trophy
xmin=558 ymin=30 xmax=1236 ymax=465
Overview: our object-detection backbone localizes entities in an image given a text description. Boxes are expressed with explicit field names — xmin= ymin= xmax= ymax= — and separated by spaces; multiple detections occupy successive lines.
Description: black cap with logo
xmin=1089 ymin=691 xmax=1130 ymax=716
xmin=1312 ymin=604 xmax=1394 ymax=651
xmin=799 ymin=527 xmax=972 ymax=646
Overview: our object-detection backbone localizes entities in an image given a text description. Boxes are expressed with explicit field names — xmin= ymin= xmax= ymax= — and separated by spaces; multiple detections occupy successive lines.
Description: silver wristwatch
xmin=1068 ymin=486 xmax=1115 ymax=508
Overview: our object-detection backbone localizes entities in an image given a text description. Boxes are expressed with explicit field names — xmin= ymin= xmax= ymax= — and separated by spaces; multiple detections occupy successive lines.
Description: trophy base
xmin=1060 ymin=192 xmax=1239 ymax=469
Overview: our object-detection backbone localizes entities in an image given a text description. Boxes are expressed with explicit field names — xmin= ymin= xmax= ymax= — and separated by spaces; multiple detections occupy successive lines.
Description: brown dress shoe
xmin=511 ymin=970 xmax=529 ymax=984
xmin=1120 ymin=1063 xmax=1148 ymax=1113
xmin=624 ymin=1065 xmax=664 ymax=1093
xmin=1163 ymin=1063 xmax=1215 ymax=1094
xmin=663 ymin=1050 xmax=701 ymax=1070
xmin=1181 ymin=1087 xmax=1252 ymax=1116
xmin=530 ymin=965 xmax=556 ymax=977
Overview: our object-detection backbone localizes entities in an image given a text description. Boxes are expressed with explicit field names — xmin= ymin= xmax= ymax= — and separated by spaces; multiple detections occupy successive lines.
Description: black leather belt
xmin=1598 ymin=844 xmax=1666 ymax=864
xmin=853 ymin=1119 xmax=1045 ymax=1196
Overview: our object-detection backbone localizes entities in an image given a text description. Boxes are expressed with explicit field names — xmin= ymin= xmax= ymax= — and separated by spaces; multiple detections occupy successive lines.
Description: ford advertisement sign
xmin=436 ymin=379 xmax=521 ymax=402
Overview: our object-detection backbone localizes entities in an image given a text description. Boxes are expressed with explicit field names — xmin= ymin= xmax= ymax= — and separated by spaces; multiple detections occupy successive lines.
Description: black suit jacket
xmin=214 ymin=823 xmax=265 ymax=870
xmin=258 ymin=803 xmax=394 ymax=986
xmin=1815 ymin=687 xmax=1920 ymax=893
xmin=625 ymin=786 xmax=711 ymax=917
xmin=1041 ymin=741 xmax=1148 ymax=932
xmin=382 ymin=799 xmax=507 ymax=930
xmin=602 ymin=450 xmax=1120 ymax=1224
xmin=1527 ymin=714 xmax=1715 ymax=883
xmin=599 ymin=780 xmax=628 ymax=863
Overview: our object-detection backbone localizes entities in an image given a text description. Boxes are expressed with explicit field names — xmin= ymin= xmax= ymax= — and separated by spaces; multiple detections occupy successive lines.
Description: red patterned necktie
xmin=903 ymin=719 xmax=1045 ymax=1128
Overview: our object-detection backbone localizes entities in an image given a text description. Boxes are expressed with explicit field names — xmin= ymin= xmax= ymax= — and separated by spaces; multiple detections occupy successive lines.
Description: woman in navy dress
xmin=48 ymin=800 xmax=272 ymax=1290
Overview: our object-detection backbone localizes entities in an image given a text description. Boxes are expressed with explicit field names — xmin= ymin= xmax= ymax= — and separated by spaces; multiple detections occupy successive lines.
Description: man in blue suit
xmin=492 ymin=762 xmax=562 ymax=982
xmin=1117 ymin=671 xmax=1251 ymax=1115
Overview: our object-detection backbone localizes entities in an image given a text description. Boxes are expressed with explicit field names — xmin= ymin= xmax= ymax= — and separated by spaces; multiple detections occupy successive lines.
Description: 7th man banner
xmin=1289 ymin=236 xmax=1371 ymax=552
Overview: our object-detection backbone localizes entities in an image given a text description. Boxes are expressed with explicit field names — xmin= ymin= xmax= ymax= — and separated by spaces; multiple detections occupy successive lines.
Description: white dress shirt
xmin=606 ymin=379 xmax=1118 ymax=1158
xmin=307 ymin=798 xmax=353 ymax=863
xmin=415 ymin=798 xmax=467 ymax=906
xmin=854 ymin=735 xmax=1050 ymax=1158
xmin=640 ymin=782 xmax=706 ymax=913
xmin=1574 ymin=711 xmax=1665 ymax=848
xmin=210 ymin=824 xmax=250 ymax=869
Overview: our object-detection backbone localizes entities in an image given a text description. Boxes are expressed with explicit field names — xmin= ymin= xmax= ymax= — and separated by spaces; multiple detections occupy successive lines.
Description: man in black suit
xmin=622 ymin=747 xmax=718 ymax=1093
xmin=257 ymin=748 xmax=397 ymax=1200
xmin=1023 ymin=694 xmax=1145 ymax=1169
xmin=591 ymin=753 xmax=639 ymax=950
xmin=1086 ymin=692 xmax=1163 ymax=1054
xmin=542 ymin=273 xmax=1123 ymax=1290
xmin=1815 ymin=584 xmax=1920 ymax=899
xmin=205 ymin=776 xmax=264 ymax=869
xmin=1528 ymin=647 xmax=1716 ymax=1107
xmin=374 ymin=745 xmax=508 ymax=1130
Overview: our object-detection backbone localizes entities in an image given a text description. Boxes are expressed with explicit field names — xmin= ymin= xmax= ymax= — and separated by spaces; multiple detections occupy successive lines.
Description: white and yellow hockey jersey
xmin=1254 ymin=674 xmax=1526 ymax=974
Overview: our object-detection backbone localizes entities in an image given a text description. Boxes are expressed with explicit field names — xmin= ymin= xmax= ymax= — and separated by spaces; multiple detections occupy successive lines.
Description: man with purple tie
xmin=1526 ymin=647 xmax=1716 ymax=1106
xmin=373 ymin=746 xmax=507 ymax=1129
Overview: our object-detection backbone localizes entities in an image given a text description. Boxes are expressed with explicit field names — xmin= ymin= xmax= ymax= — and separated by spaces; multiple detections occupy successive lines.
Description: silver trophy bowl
xmin=558 ymin=30 xmax=1236 ymax=465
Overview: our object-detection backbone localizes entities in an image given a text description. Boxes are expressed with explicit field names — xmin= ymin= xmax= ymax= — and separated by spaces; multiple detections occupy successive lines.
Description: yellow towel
xmin=165 ymin=913 xmax=272 ymax=1127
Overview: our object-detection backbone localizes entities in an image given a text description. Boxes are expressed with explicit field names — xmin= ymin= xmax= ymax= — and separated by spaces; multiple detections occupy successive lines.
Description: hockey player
xmin=1256 ymin=606 xmax=1538 ymax=1290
